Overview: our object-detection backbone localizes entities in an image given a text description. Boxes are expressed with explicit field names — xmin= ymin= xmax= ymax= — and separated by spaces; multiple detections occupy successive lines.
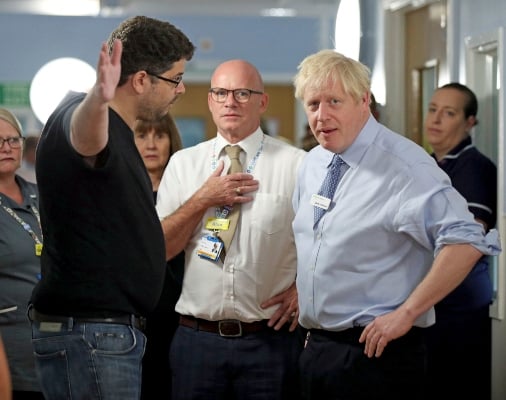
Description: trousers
xmin=31 ymin=319 xmax=145 ymax=400
xmin=170 ymin=323 xmax=302 ymax=400
xmin=300 ymin=327 xmax=426 ymax=400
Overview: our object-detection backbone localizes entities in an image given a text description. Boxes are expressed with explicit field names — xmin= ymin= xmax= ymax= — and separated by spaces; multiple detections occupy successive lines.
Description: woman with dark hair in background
xmin=424 ymin=82 xmax=497 ymax=400
xmin=134 ymin=113 xmax=185 ymax=400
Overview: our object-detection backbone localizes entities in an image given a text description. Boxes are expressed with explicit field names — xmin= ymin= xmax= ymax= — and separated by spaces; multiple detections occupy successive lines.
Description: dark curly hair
xmin=107 ymin=16 xmax=195 ymax=86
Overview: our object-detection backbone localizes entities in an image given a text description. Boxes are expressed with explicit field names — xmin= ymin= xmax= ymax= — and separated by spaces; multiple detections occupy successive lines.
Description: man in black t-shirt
xmin=29 ymin=16 xmax=195 ymax=400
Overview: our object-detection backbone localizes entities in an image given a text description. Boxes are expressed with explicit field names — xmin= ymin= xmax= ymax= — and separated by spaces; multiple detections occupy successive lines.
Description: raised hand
xmin=93 ymin=39 xmax=122 ymax=103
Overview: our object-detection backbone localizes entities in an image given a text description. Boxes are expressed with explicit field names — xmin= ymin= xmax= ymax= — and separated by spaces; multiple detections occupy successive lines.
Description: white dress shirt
xmin=157 ymin=129 xmax=306 ymax=322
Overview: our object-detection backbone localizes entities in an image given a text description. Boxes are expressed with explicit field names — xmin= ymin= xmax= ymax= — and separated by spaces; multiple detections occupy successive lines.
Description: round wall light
xmin=30 ymin=57 xmax=96 ymax=125
xmin=334 ymin=0 xmax=361 ymax=61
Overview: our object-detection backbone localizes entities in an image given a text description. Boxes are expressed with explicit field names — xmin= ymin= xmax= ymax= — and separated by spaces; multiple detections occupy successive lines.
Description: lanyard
xmin=210 ymin=134 xmax=265 ymax=174
xmin=211 ymin=135 xmax=265 ymax=220
xmin=0 ymin=196 xmax=43 ymax=246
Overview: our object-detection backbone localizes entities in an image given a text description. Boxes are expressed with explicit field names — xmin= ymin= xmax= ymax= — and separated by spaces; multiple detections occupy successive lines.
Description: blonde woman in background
xmin=0 ymin=108 xmax=44 ymax=399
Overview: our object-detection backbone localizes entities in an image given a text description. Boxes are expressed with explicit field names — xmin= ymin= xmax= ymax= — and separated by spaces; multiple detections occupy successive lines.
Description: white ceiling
xmin=0 ymin=0 xmax=340 ymax=17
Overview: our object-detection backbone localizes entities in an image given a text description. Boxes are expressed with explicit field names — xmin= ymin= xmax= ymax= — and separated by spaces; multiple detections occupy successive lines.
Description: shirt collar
xmin=1 ymin=175 xmax=38 ymax=208
xmin=215 ymin=127 xmax=264 ymax=160
xmin=432 ymin=136 xmax=473 ymax=163
xmin=340 ymin=115 xmax=379 ymax=169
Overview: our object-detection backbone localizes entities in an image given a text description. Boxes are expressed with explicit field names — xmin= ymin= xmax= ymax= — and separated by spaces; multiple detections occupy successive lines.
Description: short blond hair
xmin=0 ymin=108 xmax=23 ymax=137
xmin=294 ymin=50 xmax=371 ymax=103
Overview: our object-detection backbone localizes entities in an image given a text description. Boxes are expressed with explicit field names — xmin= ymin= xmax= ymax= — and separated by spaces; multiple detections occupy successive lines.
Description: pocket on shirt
xmin=250 ymin=193 xmax=292 ymax=235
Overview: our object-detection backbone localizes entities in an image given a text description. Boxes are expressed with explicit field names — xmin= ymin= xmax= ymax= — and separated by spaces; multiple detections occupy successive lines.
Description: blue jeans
xmin=31 ymin=320 xmax=146 ymax=400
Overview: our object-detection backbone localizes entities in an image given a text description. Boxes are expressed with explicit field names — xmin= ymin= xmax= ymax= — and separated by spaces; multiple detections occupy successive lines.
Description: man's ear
xmin=132 ymin=70 xmax=151 ymax=94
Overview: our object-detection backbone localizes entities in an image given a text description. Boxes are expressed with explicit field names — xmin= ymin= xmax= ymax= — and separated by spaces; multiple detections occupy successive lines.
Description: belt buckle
xmin=138 ymin=316 xmax=147 ymax=331
xmin=130 ymin=315 xmax=146 ymax=331
xmin=218 ymin=319 xmax=242 ymax=337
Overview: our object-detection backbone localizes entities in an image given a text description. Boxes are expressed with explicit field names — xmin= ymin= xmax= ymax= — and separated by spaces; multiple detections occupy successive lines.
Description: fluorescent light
xmin=1 ymin=0 xmax=100 ymax=16
xmin=335 ymin=0 xmax=361 ymax=60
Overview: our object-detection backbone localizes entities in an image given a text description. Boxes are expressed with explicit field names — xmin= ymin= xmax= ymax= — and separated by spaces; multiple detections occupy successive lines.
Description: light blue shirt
xmin=292 ymin=117 xmax=501 ymax=330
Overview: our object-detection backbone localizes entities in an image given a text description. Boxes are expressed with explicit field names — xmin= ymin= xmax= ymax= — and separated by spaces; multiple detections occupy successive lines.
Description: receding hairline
xmin=211 ymin=59 xmax=264 ymax=89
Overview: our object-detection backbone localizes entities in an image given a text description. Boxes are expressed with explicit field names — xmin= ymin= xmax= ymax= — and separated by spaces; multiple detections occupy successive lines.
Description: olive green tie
xmin=219 ymin=145 xmax=243 ymax=254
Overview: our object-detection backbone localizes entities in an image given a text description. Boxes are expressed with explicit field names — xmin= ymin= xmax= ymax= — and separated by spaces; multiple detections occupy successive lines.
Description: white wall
xmin=449 ymin=2 xmax=506 ymax=398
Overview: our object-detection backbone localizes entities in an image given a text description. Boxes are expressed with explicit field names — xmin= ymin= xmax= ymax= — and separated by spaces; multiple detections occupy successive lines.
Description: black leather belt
xmin=310 ymin=327 xmax=365 ymax=343
xmin=310 ymin=326 xmax=422 ymax=347
xmin=28 ymin=307 xmax=146 ymax=331
xmin=179 ymin=315 xmax=268 ymax=337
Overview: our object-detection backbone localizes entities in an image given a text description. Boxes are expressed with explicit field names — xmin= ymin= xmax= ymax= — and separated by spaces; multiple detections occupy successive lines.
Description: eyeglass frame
xmin=0 ymin=136 xmax=25 ymax=149
xmin=209 ymin=88 xmax=264 ymax=103
xmin=146 ymin=72 xmax=182 ymax=87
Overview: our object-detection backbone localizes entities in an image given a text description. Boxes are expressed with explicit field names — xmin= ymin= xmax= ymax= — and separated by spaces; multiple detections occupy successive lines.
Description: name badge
xmin=197 ymin=235 xmax=223 ymax=262
xmin=310 ymin=194 xmax=331 ymax=210
xmin=35 ymin=243 xmax=43 ymax=256
xmin=205 ymin=217 xmax=230 ymax=231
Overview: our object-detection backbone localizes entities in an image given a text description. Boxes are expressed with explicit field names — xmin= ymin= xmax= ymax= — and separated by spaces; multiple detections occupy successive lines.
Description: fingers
xmin=367 ymin=335 xmax=386 ymax=358
xmin=361 ymin=326 xmax=387 ymax=358
xmin=364 ymin=331 xmax=378 ymax=357
xmin=288 ymin=311 xmax=299 ymax=332
xmin=211 ymin=160 xmax=225 ymax=176
xmin=199 ymin=170 xmax=259 ymax=208
xmin=270 ymin=309 xmax=298 ymax=331
xmin=233 ymin=182 xmax=258 ymax=197
xmin=264 ymin=289 xmax=298 ymax=331
xmin=227 ymin=172 xmax=257 ymax=183
xmin=280 ymin=309 xmax=299 ymax=332
xmin=224 ymin=174 xmax=259 ymax=201
xmin=375 ymin=337 xmax=386 ymax=357
xmin=110 ymin=39 xmax=122 ymax=65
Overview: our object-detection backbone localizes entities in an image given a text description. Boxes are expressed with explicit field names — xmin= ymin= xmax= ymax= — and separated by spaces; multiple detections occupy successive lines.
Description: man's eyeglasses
xmin=0 ymin=137 xmax=24 ymax=149
xmin=147 ymin=72 xmax=183 ymax=88
xmin=209 ymin=88 xmax=263 ymax=103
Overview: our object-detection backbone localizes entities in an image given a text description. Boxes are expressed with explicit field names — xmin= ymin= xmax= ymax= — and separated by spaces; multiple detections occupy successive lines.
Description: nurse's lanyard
xmin=0 ymin=195 xmax=43 ymax=256
xmin=211 ymin=135 xmax=265 ymax=221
